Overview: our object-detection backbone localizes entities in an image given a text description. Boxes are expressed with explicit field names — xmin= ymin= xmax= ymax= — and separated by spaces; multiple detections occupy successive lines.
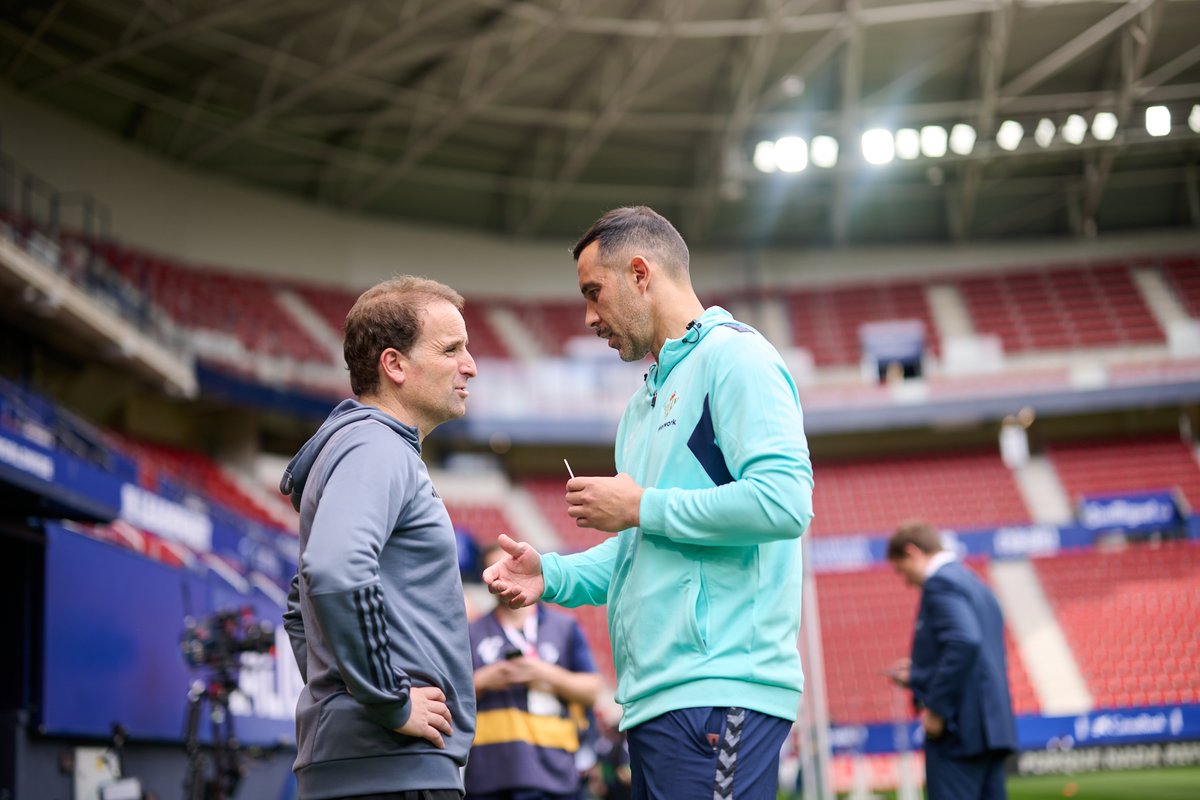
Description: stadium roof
xmin=2 ymin=0 xmax=1200 ymax=246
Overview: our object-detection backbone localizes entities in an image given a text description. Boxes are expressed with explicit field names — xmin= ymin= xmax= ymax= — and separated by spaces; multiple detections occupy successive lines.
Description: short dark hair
xmin=571 ymin=206 xmax=689 ymax=276
xmin=886 ymin=520 xmax=944 ymax=560
xmin=343 ymin=276 xmax=464 ymax=397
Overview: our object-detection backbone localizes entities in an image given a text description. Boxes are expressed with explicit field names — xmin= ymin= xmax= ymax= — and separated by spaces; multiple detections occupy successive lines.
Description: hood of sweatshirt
xmin=279 ymin=398 xmax=421 ymax=510
xmin=644 ymin=305 xmax=744 ymax=404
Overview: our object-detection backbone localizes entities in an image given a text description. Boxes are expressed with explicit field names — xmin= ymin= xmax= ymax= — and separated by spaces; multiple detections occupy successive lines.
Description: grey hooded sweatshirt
xmin=281 ymin=399 xmax=475 ymax=799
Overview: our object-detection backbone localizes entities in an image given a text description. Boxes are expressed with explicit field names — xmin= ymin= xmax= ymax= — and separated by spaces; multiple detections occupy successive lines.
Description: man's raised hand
xmin=482 ymin=533 xmax=545 ymax=609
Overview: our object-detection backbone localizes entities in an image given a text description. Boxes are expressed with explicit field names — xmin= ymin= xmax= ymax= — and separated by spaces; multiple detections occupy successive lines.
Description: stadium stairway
xmin=925 ymin=283 xmax=974 ymax=339
xmin=990 ymin=560 xmax=1093 ymax=716
xmin=220 ymin=465 xmax=300 ymax=531
xmin=1011 ymin=456 xmax=1075 ymax=525
xmin=276 ymin=287 xmax=345 ymax=362
xmin=1133 ymin=268 xmax=1191 ymax=328
xmin=430 ymin=468 xmax=561 ymax=555
xmin=487 ymin=304 xmax=543 ymax=361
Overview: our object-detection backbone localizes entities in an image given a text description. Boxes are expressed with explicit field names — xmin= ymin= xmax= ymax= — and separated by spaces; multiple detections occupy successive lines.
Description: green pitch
xmin=1008 ymin=766 xmax=1200 ymax=799
xmin=826 ymin=765 xmax=1200 ymax=799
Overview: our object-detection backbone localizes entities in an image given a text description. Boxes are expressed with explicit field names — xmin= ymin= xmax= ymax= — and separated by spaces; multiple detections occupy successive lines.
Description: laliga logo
xmin=1078 ymin=709 xmax=1178 ymax=741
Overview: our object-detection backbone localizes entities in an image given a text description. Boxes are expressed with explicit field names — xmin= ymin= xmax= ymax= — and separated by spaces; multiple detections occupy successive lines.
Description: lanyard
xmin=500 ymin=612 xmax=539 ymax=658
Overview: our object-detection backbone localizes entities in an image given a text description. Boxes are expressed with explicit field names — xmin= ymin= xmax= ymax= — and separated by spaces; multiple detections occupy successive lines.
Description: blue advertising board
xmin=42 ymin=524 xmax=300 ymax=745
xmin=808 ymin=522 xmax=1098 ymax=573
xmin=1077 ymin=490 xmax=1183 ymax=533
xmin=831 ymin=704 xmax=1200 ymax=755
xmin=0 ymin=427 xmax=123 ymax=520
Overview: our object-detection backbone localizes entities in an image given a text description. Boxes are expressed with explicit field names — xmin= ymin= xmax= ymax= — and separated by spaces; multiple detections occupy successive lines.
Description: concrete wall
xmin=3 ymin=85 xmax=1197 ymax=298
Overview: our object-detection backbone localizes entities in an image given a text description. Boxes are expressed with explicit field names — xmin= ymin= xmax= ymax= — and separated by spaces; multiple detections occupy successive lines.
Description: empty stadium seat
xmin=956 ymin=263 xmax=1164 ymax=353
xmin=1033 ymin=542 xmax=1200 ymax=709
xmin=784 ymin=281 xmax=938 ymax=367
xmin=1047 ymin=434 xmax=1200 ymax=510
xmin=815 ymin=561 xmax=1039 ymax=726
xmin=809 ymin=449 xmax=1031 ymax=537
xmin=110 ymin=436 xmax=290 ymax=531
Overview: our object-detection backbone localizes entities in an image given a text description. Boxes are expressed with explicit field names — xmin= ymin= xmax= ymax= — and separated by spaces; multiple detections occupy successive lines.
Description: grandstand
xmin=2 ymin=3 xmax=1200 ymax=798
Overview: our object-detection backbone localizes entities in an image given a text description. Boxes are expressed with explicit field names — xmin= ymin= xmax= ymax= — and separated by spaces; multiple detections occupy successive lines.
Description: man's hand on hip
xmin=395 ymin=686 xmax=453 ymax=749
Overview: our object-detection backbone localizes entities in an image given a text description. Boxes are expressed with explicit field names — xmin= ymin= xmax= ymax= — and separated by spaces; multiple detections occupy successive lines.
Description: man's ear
xmin=630 ymin=255 xmax=651 ymax=294
xmin=379 ymin=347 xmax=406 ymax=387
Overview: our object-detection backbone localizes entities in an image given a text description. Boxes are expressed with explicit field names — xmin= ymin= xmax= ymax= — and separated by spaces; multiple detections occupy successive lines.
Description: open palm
xmin=483 ymin=533 xmax=545 ymax=608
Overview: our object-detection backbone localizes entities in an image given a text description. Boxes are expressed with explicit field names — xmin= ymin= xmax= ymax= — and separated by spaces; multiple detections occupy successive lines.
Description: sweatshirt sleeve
xmin=300 ymin=425 xmax=417 ymax=730
xmin=541 ymin=536 xmax=619 ymax=608
xmin=639 ymin=332 xmax=814 ymax=546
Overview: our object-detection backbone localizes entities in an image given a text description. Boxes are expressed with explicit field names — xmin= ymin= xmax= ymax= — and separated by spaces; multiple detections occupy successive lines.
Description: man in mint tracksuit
xmin=485 ymin=207 xmax=814 ymax=799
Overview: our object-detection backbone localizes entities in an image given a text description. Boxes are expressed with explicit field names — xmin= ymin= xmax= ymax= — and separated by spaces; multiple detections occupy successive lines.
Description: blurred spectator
xmin=466 ymin=545 xmax=602 ymax=800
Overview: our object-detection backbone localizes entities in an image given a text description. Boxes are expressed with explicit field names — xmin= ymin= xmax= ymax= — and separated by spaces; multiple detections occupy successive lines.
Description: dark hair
xmin=886 ymin=520 xmax=944 ymax=560
xmin=343 ymin=276 xmax=464 ymax=397
xmin=571 ymin=206 xmax=689 ymax=276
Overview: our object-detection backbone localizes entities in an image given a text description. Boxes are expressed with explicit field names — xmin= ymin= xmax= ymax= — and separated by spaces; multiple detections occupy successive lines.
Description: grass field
xmin=827 ymin=765 xmax=1200 ymax=799
xmin=1008 ymin=766 xmax=1200 ymax=799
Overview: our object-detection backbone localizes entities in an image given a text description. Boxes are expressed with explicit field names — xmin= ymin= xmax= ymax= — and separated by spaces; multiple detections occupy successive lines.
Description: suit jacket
xmin=909 ymin=560 xmax=1017 ymax=758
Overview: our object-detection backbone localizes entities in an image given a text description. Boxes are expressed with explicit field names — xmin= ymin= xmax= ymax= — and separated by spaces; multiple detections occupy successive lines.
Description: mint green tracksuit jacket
xmin=541 ymin=306 xmax=814 ymax=730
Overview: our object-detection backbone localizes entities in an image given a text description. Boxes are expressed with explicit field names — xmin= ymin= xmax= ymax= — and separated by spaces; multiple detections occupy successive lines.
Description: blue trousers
xmin=924 ymin=742 xmax=1008 ymax=800
xmin=625 ymin=707 xmax=791 ymax=800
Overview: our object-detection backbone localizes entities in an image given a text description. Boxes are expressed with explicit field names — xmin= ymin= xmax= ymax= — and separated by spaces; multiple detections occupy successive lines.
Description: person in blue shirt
xmin=466 ymin=545 xmax=602 ymax=800
xmin=886 ymin=520 xmax=1017 ymax=800
xmin=485 ymin=206 xmax=814 ymax=800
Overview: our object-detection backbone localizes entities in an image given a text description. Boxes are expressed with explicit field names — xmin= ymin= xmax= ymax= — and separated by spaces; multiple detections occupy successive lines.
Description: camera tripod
xmin=183 ymin=667 xmax=247 ymax=800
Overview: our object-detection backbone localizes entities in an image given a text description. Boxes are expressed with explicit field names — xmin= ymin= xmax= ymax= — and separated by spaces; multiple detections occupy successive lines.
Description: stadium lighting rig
xmin=751 ymin=100 xmax=1200 ymax=173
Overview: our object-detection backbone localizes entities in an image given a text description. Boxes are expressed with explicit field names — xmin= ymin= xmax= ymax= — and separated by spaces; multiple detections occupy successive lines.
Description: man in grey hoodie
xmin=281 ymin=276 xmax=478 ymax=800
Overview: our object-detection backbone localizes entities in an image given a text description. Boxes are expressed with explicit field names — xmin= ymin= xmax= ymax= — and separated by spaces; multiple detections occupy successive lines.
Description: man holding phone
xmin=466 ymin=544 xmax=603 ymax=800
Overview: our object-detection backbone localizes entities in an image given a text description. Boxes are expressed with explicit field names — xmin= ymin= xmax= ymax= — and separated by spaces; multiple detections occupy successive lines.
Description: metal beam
xmin=1136 ymin=41 xmax=1200 ymax=94
xmin=514 ymin=0 xmax=693 ymax=236
xmin=347 ymin=0 xmax=592 ymax=211
xmin=4 ymin=17 xmax=1194 ymax=218
xmin=1081 ymin=0 xmax=1165 ymax=227
xmin=999 ymin=0 xmax=1157 ymax=102
xmin=20 ymin=0 xmax=300 ymax=95
xmin=2 ymin=0 xmax=68 ymax=79
xmin=685 ymin=0 xmax=802 ymax=238
xmin=313 ymin=4 xmax=526 ymax=203
xmin=471 ymin=0 xmax=1181 ymax=39
xmin=860 ymin=35 xmax=973 ymax=107
xmin=493 ymin=0 xmax=646 ymax=231
xmin=830 ymin=0 xmax=862 ymax=246
xmin=953 ymin=0 xmax=1015 ymax=239
xmin=184 ymin=0 xmax=478 ymax=165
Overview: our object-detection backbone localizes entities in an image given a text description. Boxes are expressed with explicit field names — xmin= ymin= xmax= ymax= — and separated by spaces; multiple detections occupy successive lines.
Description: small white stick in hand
xmin=563 ymin=458 xmax=575 ymax=479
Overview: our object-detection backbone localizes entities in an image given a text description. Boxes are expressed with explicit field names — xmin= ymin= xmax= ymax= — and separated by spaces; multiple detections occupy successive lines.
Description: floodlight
xmin=753 ymin=140 xmax=777 ymax=173
xmin=1091 ymin=112 xmax=1118 ymax=142
xmin=949 ymin=123 xmax=976 ymax=155
xmin=895 ymin=128 xmax=920 ymax=160
xmin=810 ymin=135 xmax=839 ymax=168
xmin=1034 ymin=118 xmax=1055 ymax=148
xmin=1062 ymin=114 xmax=1087 ymax=145
xmin=920 ymin=125 xmax=948 ymax=158
xmin=995 ymin=120 xmax=1023 ymax=151
xmin=1146 ymin=105 xmax=1170 ymax=137
xmin=774 ymin=136 xmax=808 ymax=172
xmin=862 ymin=128 xmax=894 ymax=165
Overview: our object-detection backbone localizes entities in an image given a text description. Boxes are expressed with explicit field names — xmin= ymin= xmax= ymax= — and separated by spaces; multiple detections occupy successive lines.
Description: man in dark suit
xmin=886 ymin=521 xmax=1017 ymax=800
